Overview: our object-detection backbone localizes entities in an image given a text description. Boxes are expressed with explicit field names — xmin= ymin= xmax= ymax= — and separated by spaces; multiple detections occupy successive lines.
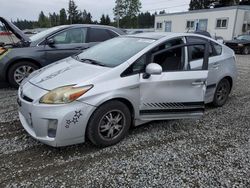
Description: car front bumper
xmin=18 ymin=82 xmax=96 ymax=147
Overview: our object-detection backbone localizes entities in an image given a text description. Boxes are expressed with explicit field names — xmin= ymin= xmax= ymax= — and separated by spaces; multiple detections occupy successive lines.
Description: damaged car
xmin=18 ymin=33 xmax=237 ymax=147
xmin=0 ymin=17 xmax=125 ymax=87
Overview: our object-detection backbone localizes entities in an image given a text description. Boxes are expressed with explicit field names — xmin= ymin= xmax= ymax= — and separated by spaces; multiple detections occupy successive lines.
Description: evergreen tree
xmin=100 ymin=14 xmax=111 ymax=25
xmin=38 ymin=11 xmax=49 ymax=28
xmin=59 ymin=8 xmax=67 ymax=25
xmin=68 ymin=0 xmax=80 ymax=24
xmin=105 ymin=15 xmax=111 ymax=25
xmin=113 ymin=0 xmax=141 ymax=28
xmin=100 ymin=14 xmax=106 ymax=25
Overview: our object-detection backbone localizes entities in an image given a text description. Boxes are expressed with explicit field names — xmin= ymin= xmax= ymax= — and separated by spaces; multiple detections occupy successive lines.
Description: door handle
xmin=192 ymin=80 xmax=205 ymax=86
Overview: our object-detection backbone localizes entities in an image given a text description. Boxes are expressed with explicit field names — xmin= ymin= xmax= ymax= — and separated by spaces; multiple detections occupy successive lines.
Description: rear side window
xmin=186 ymin=37 xmax=221 ymax=61
xmin=88 ymin=28 xmax=114 ymax=42
xmin=187 ymin=37 xmax=208 ymax=61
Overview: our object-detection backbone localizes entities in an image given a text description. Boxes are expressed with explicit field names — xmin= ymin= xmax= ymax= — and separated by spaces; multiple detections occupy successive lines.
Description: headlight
xmin=0 ymin=47 xmax=7 ymax=55
xmin=238 ymin=44 xmax=244 ymax=47
xmin=40 ymin=85 xmax=93 ymax=104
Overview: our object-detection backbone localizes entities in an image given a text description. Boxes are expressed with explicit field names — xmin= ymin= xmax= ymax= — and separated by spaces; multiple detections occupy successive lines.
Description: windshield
xmin=30 ymin=26 xmax=66 ymax=42
xmin=77 ymin=37 xmax=155 ymax=67
xmin=237 ymin=35 xmax=250 ymax=41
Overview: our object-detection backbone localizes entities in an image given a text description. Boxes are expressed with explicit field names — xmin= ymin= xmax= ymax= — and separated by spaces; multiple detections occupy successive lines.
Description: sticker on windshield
xmin=137 ymin=39 xmax=155 ymax=43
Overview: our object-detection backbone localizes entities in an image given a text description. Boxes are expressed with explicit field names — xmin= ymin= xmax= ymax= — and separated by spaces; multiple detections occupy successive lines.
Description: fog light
xmin=48 ymin=119 xmax=58 ymax=138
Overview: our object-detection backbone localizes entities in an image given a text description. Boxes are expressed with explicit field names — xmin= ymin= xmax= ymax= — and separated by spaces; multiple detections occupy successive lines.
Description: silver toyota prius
xmin=18 ymin=32 xmax=237 ymax=147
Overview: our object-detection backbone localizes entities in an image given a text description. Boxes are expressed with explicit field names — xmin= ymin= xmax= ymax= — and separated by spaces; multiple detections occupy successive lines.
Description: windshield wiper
xmin=79 ymin=58 xmax=107 ymax=67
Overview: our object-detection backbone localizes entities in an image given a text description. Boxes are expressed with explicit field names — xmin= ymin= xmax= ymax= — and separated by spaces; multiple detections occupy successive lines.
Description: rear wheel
xmin=86 ymin=101 xmax=131 ymax=147
xmin=243 ymin=46 xmax=249 ymax=55
xmin=8 ymin=61 xmax=39 ymax=88
xmin=213 ymin=79 xmax=231 ymax=107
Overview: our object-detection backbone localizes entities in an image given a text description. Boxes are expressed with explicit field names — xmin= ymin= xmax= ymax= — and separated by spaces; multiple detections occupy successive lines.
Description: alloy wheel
xmin=14 ymin=65 xmax=35 ymax=85
xmin=98 ymin=110 xmax=125 ymax=140
xmin=216 ymin=82 xmax=229 ymax=103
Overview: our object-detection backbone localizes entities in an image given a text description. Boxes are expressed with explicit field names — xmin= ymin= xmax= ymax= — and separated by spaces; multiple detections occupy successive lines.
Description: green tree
xmin=38 ymin=11 xmax=49 ymax=28
xmin=100 ymin=14 xmax=111 ymax=25
xmin=68 ymin=0 xmax=80 ymax=24
xmin=113 ymin=0 xmax=141 ymax=28
xmin=59 ymin=8 xmax=68 ymax=25
xmin=105 ymin=15 xmax=111 ymax=25
xmin=100 ymin=14 xmax=106 ymax=25
xmin=189 ymin=0 xmax=211 ymax=10
xmin=49 ymin=12 xmax=59 ymax=27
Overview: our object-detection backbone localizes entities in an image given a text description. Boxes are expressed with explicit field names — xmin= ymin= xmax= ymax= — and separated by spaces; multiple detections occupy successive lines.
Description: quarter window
xmin=211 ymin=42 xmax=222 ymax=56
xmin=88 ymin=28 xmax=114 ymax=42
xmin=216 ymin=18 xmax=228 ymax=28
xmin=53 ymin=28 xmax=87 ymax=44
xmin=121 ymin=55 xmax=147 ymax=77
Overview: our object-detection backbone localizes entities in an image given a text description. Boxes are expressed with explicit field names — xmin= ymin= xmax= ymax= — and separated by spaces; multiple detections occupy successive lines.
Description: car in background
xmin=225 ymin=35 xmax=250 ymax=55
xmin=0 ymin=17 xmax=125 ymax=87
xmin=18 ymin=32 xmax=237 ymax=147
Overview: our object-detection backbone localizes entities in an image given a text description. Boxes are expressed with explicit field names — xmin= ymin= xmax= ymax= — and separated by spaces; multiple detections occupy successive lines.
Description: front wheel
xmin=86 ymin=101 xmax=131 ymax=147
xmin=8 ymin=61 xmax=39 ymax=88
xmin=213 ymin=79 xmax=231 ymax=107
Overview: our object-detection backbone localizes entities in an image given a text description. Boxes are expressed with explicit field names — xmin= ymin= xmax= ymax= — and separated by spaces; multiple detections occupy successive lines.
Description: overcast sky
xmin=0 ymin=0 xmax=190 ymax=21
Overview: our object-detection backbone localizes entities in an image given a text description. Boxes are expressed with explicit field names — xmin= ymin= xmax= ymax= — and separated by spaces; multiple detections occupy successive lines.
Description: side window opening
xmin=88 ymin=28 xmax=112 ymax=42
xmin=53 ymin=28 xmax=87 ymax=44
xmin=186 ymin=36 xmax=222 ymax=61
xmin=151 ymin=38 xmax=185 ymax=72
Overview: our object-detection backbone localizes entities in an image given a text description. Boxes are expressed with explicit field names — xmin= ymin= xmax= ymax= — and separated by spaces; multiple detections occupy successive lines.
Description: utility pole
xmin=117 ymin=0 xmax=121 ymax=28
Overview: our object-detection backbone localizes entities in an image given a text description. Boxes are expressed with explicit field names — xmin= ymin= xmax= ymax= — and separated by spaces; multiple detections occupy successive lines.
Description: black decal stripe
xmin=140 ymin=108 xmax=204 ymax=115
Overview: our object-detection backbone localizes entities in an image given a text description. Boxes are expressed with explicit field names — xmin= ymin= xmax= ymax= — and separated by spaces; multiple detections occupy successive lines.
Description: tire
xmin=86 ymin=101 xmax=131 ymax=147
xmin=213 ymin=79 xmax=231 ymax=107
xmin=8 ymin=61 xmax=39 ymax=88
xmin=242 ymin=46 xmax=249 ymax=55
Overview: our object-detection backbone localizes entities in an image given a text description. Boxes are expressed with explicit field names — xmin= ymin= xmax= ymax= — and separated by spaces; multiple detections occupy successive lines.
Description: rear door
xmin=186 ymin=36 xmax=223 ymax=101
xmin=44 ymin=27 xmax=89 ymax=63
xmin=139 ymin=38 xmax=209 ymax=120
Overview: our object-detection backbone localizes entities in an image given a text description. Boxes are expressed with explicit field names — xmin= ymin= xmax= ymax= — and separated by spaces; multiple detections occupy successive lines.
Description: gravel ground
xmin=0 ymin=55 xmax=250 ymax=187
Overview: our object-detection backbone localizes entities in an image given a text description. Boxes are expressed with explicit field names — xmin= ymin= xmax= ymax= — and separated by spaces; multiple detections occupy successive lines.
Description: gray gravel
xmin=0 ymin=55 xmax=250 ymax=187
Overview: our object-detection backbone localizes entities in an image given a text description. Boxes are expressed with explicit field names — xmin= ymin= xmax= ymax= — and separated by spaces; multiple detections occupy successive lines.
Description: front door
xmin=198 ymin=19 xmax=208 ymax=31
xmin=139 ymin=38 xmax=209 ymax=120
xmin=165 ymin=21 xmax=172 ymax=32
xmin=44 ymin=27 xmax=89 ymax=64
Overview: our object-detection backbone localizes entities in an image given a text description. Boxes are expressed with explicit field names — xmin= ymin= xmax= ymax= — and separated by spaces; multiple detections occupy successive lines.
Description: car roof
xmin=127 ymin=32 xmax=213 ymax=40
xmin=61 ymin=24 xmax=125 ymax=35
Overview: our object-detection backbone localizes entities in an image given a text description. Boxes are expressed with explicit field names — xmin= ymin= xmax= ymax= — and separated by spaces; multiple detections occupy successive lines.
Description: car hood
xmin=28 ymin=57 xmax=111 ymax=90
xmin=225 ymin=39 xmax=249 ymax=44
xmin=0 ymin=17 xmax=30 ymax=42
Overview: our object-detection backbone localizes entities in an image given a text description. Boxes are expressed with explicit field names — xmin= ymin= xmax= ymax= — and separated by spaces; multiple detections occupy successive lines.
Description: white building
xmin=155 ymin=5 xmax=250 ymax=40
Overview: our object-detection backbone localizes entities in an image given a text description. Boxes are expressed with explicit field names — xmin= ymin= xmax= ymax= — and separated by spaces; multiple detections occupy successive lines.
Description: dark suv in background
xmin=0 ymin=17 xmax=125 ymax=87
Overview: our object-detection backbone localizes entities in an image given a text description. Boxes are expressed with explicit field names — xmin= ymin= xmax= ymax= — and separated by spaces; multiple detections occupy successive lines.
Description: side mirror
xmin=47 ymin=38 xmax=55 ymax=46
xmin=143 ymin=63 xmax=162 ymax=79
